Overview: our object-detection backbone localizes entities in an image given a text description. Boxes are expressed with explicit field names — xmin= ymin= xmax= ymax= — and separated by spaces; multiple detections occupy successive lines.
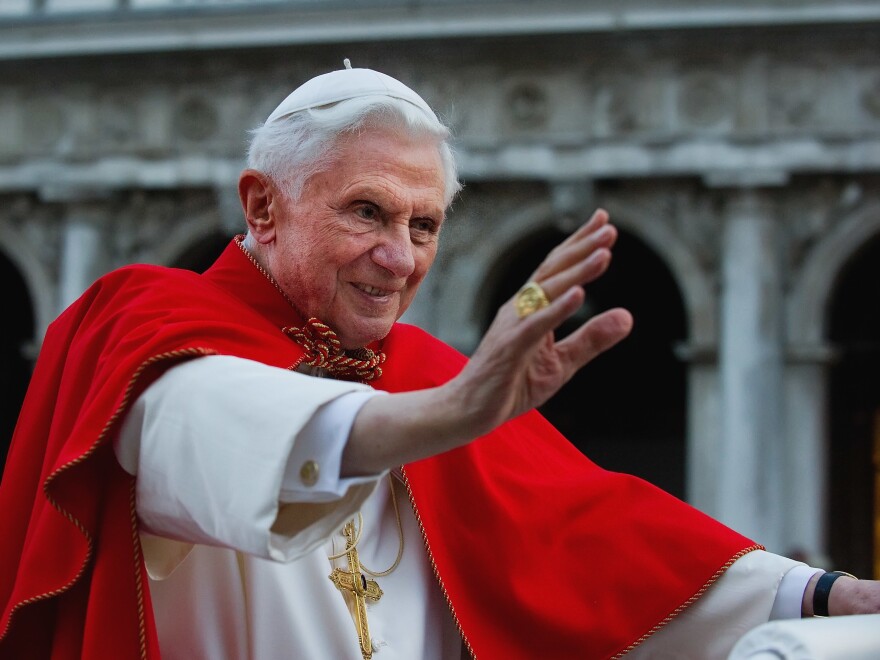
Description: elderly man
xmin=1 ymin=64 xmax=878 ymax=660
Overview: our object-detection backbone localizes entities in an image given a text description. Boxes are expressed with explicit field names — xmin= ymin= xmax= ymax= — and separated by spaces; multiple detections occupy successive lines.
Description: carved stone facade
xmin=1 ymin=2 xmax=878 ymax=575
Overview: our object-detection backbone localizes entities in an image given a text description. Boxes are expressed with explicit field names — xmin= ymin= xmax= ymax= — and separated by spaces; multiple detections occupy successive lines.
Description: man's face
xmin=265 ymin=128 xmax=447 ymax=349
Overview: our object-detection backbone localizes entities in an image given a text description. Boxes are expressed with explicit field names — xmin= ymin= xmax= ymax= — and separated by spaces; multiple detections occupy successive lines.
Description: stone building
xmin=0 ymin=0 xmax=878 ymax=578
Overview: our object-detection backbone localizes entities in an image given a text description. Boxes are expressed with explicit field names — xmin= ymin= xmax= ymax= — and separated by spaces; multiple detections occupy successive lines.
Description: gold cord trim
xmin=283 ymin=319 xmax=385 ymax=383
xmin=399 ymin=467 xmax=762 ymax=660
xmin=234 ymin=234 xmax=298 ymax=310
xmin=400 ymin=467 xmax=476 ymax=660
xmin=130 ymin=477 xmax=147 ymax=659
xmin=0 ymin=347 xmax=222 ymax=657
xmin=234 ymin=235 xmax=385 ymax=382
xmin=610 ymin=543 xmax=765 ymax=658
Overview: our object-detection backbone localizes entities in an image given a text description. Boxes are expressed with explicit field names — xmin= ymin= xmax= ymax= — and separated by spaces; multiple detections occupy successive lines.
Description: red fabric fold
xmin=0 ymin=241 xmax=757 ymax=659
xmin=380 ymin=324 xmax=757 ymax=659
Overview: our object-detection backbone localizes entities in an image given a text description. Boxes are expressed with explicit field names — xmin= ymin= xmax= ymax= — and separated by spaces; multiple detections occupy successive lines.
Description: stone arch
xmin=0 ymin=219 xmax=54 ymax=341
xmin=604 ymin=199 xmax=717 ymax=347
xmin=0 ymin=223 xmax=41 ymax=471
xmin=435 ymin=196 xmax=714 ymax=351
xmin=153 ymin=217 xmax=237 ymax=272
xmin=825 ymin=226 xmax=880 ymax=578
xmin=472 ymin=200 xmax=689 ymax=496
xmin=470 ymin=201 xmax=559 ymax=327
xmin=438 ymin=194 xmax=709 ymax=360
xmin=432 ymin=200 xmax=558 ymax=350
xmin=789 ymin=201 xmax=880 ymax=345
xmin=783 ymin=200 xmax=880 ymax=577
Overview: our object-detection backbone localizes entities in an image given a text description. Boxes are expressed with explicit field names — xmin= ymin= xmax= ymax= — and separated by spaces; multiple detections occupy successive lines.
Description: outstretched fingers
xmin=537 ymin=246 xmax=613 ymax=304
xmin=503 ymin=222 xmax=618 ymax=356
xmin=494 ymin=208 xmax=630 ymax=381
xmin=531 ymin=210 xmax=616 ymax=283
xmin=556 ymin=208 xmax=609 ymax=250
xmin=512 ymin=285 xmax=586 ymax=347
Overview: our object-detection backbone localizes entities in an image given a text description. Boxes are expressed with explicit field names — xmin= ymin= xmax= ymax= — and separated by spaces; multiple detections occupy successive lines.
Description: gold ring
xmin=515 ymin=282 xmax=551 ymax=318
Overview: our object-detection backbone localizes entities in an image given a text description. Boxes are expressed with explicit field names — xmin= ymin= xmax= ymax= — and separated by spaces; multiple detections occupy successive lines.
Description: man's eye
xmin=356 ymin=206 xmax=378 ymax=220
xmin=411 ymin=218 xmax=435 ymax=233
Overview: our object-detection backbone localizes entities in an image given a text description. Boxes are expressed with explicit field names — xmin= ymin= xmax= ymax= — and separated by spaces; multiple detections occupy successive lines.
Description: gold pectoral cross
xmin=329 ymin=520 xmax=384 ymax=659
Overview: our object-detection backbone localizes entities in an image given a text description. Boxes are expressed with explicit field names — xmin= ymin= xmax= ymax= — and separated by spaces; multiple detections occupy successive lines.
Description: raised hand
xmin=448 ymin=209 xmax=633 ymax=436
xmin=344 ymin=209 xmax=633 ymax=475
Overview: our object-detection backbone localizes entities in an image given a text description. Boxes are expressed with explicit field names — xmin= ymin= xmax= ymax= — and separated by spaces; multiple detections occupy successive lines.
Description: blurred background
xmin=0 ymin=0 xmax=877 ymax=578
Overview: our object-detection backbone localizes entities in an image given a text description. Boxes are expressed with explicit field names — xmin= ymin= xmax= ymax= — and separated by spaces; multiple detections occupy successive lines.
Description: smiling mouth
xmin=353 ymin=283 xmax=393 ymax=297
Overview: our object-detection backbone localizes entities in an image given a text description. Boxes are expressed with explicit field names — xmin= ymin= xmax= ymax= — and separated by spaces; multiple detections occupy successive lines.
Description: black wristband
xmin=813 ymin=571 xmax=854 ymax=617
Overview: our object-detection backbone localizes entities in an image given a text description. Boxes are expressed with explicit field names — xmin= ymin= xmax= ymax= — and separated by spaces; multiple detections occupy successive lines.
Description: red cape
xmin=0 ymin=241 xmax=758 ymax=659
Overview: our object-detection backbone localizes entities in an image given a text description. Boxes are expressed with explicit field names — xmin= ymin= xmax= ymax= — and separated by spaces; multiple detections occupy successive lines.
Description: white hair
xmin=247 ymin=95 xmax=462 ymax=208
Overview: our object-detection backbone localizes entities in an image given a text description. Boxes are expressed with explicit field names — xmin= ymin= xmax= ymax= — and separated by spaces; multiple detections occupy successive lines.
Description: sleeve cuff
xmin=280 ymin=389 xmax=388 ymax=502
xmin=770 ymin=564 xmax=824 ymax=620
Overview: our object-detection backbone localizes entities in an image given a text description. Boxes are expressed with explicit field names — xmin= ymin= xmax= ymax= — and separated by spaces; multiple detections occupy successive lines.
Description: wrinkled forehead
xmin=316 ymin=129 xmax=448 ymax=207
xmin=265 ymin=66 xmax=438 ymax=125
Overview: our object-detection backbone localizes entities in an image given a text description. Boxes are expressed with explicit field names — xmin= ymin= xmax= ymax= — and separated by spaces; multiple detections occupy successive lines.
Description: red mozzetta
xmin=0 ymin=241 xmax=758 ymax=659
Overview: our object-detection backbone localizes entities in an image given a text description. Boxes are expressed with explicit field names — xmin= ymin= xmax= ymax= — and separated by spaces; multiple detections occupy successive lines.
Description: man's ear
xmin=239 ymin=169 xmax=278 ymax=244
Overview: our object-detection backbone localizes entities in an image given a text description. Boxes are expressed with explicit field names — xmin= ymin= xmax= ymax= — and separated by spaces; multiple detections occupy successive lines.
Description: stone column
xmin=717 ymin=190 xmax=785 ymax=549
xmin=677 ymin=345 xmax=722 ymax=517
xmin=57 ymin=202 xmax=109 ymax=313
xmin=782 ymin=346 xmax=834 ymax=563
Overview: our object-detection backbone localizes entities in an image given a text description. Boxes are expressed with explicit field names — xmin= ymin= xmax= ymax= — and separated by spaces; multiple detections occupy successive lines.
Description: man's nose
xmin=371 ymin=226 xmax=416 ymax=278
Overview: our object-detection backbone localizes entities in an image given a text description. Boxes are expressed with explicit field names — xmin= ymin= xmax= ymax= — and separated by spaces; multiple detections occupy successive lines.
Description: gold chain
xmin=327 ymin=512 xmax=365 ymax=560
xmin=236 ymin=235 xmax=385 ymax=382
xmin=327 ymin=474 xmax=404 ymax=577
xmin=234 ymin=235 xmax=300 ymax=310
xmin=361 ymin=475 xmax=404 ymax=577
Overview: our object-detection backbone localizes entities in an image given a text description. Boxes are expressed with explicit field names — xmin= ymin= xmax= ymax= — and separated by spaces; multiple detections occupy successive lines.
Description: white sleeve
xmin=115 ymin=355 xmax=386 ymax=564
xmin=769 ymin=564 xmax=824 ymax=620
xmin=281 ymin=389 xmax=386 ymax=502
xmin=624 ymin=550 xmax=803 ymax=658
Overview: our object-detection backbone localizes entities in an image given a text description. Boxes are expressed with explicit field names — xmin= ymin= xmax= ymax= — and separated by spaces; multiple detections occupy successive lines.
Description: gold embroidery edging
xmin=400 ymin=467 xmax=476 ymax=660
xmin=0 ymin=348 xmax=218 ymax=659
xmin=610 ymin=543 xmax=766 ymax=658
xmin=401 ymin=465 xmax=763 ymax=660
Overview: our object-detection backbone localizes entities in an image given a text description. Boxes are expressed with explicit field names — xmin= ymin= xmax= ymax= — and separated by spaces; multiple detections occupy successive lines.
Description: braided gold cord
xmin=283 ymin=319 xmax=385 ymax=382
xmin=235 ymin=237 xmax=386 ymax=383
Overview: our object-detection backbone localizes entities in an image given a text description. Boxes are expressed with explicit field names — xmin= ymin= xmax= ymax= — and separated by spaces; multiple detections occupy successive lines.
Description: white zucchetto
xmin=264 ymin=62 xmax=437 ymax=125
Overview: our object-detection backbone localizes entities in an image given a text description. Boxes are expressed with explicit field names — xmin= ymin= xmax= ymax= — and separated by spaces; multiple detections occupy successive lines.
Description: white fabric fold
xmin=728 ymin=614 xmax=880 ymax=659
xmin=115 ymin=355 xmax=383 ymax=566
xmin=626 ymin=551 xmax=801 ymax=658
xmin=113 ymin=355 xmax=829 ymax=659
